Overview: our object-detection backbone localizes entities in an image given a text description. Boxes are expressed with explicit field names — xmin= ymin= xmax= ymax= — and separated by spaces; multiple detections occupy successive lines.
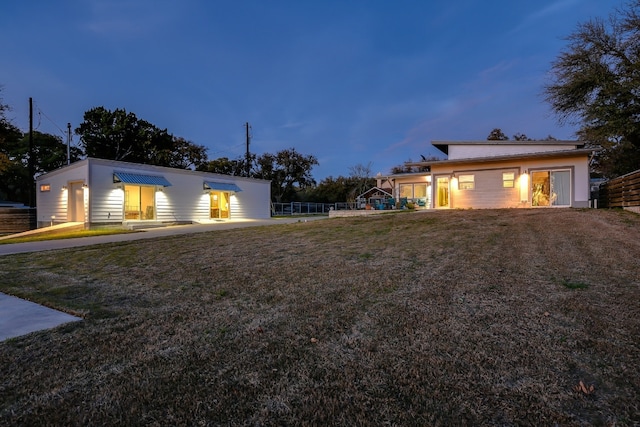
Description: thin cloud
xmin=510 ymin=0 xmax=580 ymax=34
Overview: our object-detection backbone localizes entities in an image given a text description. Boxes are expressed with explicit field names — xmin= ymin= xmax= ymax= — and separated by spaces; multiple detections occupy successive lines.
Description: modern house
xmin=35 ymin=158 xmax=271 ymax=228
xmin=383 ymin=140 xmax=594 ymax=209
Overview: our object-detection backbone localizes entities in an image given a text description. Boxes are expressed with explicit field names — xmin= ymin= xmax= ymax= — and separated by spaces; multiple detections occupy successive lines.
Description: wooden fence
xmin=0 ymin=207 xmax=37 ymax=234
xmin=599 ymin=169 xmax=640 ymax=208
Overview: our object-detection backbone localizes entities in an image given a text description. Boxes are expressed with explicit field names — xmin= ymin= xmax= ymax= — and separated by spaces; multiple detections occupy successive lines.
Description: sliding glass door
xmin=531 ymin=170 xmax=571 ymax=207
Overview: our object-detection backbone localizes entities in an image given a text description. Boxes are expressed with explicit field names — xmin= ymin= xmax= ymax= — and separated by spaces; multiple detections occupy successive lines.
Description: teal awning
xmin=113 ymin=172 xmax=172 ymax=187
xmin=203 ymin=181 xmax=242 ymax=192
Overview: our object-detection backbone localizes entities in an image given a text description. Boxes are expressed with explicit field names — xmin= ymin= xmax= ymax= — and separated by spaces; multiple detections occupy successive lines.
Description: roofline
xmin=431 ymin=140 xmax=586 ymax=155
xmin=405 ymin=148 xmax=595 ymax=168
xmin=356 ymin=187 xmax=393 ymax=199
xmin=36 ymin=157 xmax=271 ymax=184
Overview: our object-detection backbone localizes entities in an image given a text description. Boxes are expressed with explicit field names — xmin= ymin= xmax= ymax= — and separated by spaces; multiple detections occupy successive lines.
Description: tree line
xmin=0 ymin=101 xmax=368 ymax=205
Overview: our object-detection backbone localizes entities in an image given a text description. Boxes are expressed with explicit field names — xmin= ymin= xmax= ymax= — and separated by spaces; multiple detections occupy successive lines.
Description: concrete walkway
xmin=0 ymin=293 xmax=81 ymax=342
xmin=0 ymin=216 xmax=328 ymax=342
xmin=0 ymin=216 xmax=327 ymax=256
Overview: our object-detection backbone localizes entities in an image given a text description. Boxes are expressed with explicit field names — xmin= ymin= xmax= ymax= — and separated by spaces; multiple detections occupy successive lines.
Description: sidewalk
xmin=0 ymin=216 xmax=328 ymax=342
xmin=0 ymin=216 xmax=327 ymax=256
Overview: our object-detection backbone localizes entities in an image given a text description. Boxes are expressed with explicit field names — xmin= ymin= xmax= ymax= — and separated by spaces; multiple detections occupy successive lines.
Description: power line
xmin=33 ymin=101 xmax=68 ymax=139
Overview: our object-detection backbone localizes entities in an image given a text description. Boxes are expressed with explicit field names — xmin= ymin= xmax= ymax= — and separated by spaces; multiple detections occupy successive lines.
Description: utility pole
xmin=28 ymin=97 xmax=35 ymax=207
xmin=245 ymin=122 xmax=251 ymax=177
xmin=67 ymin=123 xmax=71 ymax=165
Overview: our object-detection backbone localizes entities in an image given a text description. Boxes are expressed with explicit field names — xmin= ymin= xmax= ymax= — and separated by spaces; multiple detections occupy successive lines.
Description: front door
xmin=210 ymin=191 xmax=230 ymax=219
xmin=436 ymin=177 xmax=449 ymax=208
xmin=67 ymin=182 xmax=85 ymax=222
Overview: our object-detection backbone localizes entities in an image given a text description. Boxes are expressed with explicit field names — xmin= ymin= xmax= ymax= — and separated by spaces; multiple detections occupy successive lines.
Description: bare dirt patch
xmin=0 ymin=209 xmax=639 ymax=425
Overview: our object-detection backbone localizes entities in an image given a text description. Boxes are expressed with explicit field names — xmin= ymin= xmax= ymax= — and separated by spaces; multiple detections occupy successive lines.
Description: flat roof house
xmin=35 ymin=158 xmax=271 ymax=228
xmin=386 ymin=140 xmax=594 ymax=209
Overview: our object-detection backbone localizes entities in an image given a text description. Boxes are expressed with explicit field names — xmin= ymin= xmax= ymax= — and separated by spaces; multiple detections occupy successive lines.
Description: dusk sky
xmin=1 ymin=0 xmax=622 ymax=179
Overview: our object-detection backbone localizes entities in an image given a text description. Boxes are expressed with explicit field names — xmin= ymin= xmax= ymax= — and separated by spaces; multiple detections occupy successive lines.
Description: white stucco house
xmin=35 ymin=158 xmax=271 ymax=228
xmin=383 ymin=140 xmax=594 ymax=209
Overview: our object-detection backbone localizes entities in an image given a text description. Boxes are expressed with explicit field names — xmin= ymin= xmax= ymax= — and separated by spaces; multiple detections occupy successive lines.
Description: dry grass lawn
xmin=0 ymin=208 xmax=639 ymax=426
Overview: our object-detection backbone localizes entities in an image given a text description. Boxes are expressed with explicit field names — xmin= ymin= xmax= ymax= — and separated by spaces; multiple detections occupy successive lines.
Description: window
xmin=503 ymin=172 xmax=515 ymax=188
xmin=399 ymin=184 xmax=413 ymax=198
xmin=414 ymin=184 xmax=427 ymax=199
xmin=458 ymin=175 xmax=475 ymax=190
xmin=40 ymin=184 xmax=51 ymax=192
xmin=124 ymin=185 xmax=156 ymax=220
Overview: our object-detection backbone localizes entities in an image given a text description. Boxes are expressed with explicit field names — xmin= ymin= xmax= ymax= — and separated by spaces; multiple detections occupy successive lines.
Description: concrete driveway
xmin=0 ymin=216 xmax=328 ymax=342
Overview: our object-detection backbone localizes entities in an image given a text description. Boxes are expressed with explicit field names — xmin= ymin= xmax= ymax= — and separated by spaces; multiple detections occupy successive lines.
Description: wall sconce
xmin=61 ymin=185 xmax=67 ymax=191
xmin=82 ymin=184 xmax=88 ymax=189
xmin=156 ymin=187 xmax=163 ymax=192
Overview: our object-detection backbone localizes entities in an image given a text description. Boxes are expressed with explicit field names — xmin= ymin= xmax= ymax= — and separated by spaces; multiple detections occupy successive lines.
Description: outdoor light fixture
xmin=61 ymin=185 xmax=67 ymax=191
xmin=82 ymin=184 xmax=88 ymax=189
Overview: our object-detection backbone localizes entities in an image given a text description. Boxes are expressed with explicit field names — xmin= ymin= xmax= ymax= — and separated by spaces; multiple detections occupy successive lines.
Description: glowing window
xmin=503 ymin=172 xmax=515 ymax=188
xmin=40 ymin=184 xmax=51 ymax=192
xmin=458 ymin=175 xmax=475 ymax=190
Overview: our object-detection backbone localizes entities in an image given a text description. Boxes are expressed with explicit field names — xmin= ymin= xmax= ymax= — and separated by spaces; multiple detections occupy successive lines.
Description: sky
xmin=0 ymin=0 xmax=623 ymax=180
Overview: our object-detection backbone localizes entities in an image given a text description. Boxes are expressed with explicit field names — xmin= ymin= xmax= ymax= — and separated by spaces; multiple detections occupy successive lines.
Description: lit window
xmin=503 ymin=172 xmax=515 ymax=188
xmin=40 ymin=184 xmax=51 ymax=192
xmin=458 ymin=175 xmax=475 ymax=190
xmin=399 ymin=184 xmax=413 ymax=198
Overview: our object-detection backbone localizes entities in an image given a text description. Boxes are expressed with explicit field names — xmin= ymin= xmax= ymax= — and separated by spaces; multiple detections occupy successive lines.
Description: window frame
xmin=458 ymin=174 xmax=475 ymax=190
xmin=502 ymin=172 xmax=515 ymax=188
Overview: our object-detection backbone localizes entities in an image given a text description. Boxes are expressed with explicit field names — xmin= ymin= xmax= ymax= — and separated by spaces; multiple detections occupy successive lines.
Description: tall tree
xmin=253 ymin=148 xmax=318 ymax=202
xmin=76 ymin=106 xmax=206 ymax=168
xmin=544 ymin=1 xmax=640 ymax=177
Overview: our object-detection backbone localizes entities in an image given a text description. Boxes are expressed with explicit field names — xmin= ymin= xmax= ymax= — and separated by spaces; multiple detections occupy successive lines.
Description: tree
xmin=76 ymin=106 xmax=206 ymax=168
xmin=197 ymin=156 xmax=247 ymax=176
xmin=304 ymin=175 xmax=375 ymax=203
xmin=253 ymin=148 xmax=318 ymax=202
xmin=0 ymin=90 xmax=26 ymax=202
xmin=512 ymin=133 xmax=532 ymax=141
xmin=487 ymin=128 xmax=509 ymax=140
xmin=348 ymin=162 xmax=374 ymax=199
xmin=159 ymin=136 xmax=208 ymax=169
xmin=27 ymin=131 xmax=83 ymax=174
xmin=544 ymin=1 xmax=640 ymax=177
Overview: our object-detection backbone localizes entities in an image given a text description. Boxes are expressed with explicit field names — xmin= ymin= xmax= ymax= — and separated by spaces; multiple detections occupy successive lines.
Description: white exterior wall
xmin=447 ymin=143 xmax=579 ymax=160
xmin=36 ymin=158 xmax=271 ymax=227
xmin=35 ymin=160 xmax=90 ymax=227
xmin=87 ymin=159 xmax=271 ymax=223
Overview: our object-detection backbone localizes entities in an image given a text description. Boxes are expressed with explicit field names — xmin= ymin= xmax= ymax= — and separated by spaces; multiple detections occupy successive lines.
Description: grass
xmin=0 ymin=208 xmax=639 ymax=425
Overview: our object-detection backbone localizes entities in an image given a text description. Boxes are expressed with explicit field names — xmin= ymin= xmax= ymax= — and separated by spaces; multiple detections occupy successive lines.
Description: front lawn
xmin=0 ymin=209 xmax=638 ymax=425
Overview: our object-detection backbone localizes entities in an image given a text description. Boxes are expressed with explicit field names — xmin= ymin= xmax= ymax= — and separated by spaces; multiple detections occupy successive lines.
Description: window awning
xmin=113 ymin=171 xmax=172 ymax=187
xmin=203 ymin=181 xmax=242 ymax=192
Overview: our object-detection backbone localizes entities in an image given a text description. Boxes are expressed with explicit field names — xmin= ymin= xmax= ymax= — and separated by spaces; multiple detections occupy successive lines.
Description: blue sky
xmin=0 ymin=0 xmax=621 ymax=179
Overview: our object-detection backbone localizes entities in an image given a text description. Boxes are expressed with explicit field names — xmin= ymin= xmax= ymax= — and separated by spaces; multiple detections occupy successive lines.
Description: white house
xmin=35 ymin=158 xmax=271 ymax=228
xmin=385 ymin=140 xmax=594 ymax=209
